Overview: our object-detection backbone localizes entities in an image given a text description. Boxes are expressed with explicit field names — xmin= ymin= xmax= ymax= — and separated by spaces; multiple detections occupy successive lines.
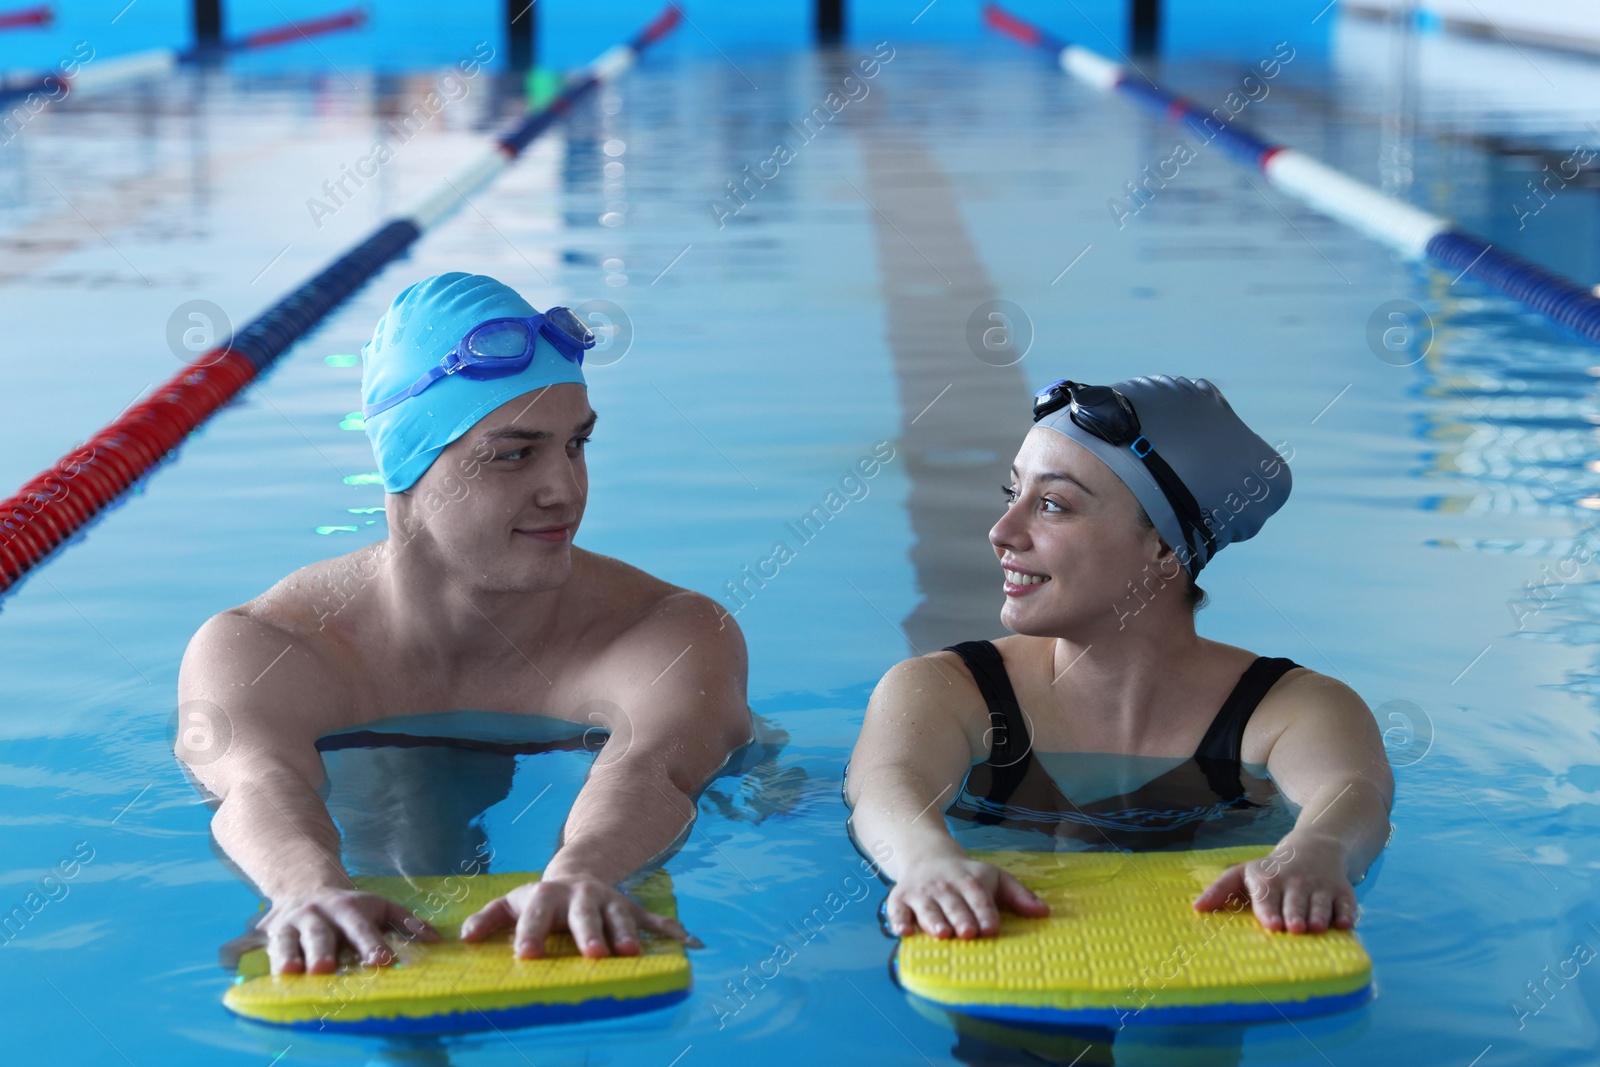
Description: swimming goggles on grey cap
xmin=1032 ymin=379 xmax=1218 ymax=572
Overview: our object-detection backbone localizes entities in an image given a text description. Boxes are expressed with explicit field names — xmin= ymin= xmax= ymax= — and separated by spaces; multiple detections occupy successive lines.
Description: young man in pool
xmin=177 ymin=272 xmax=752 ymax=975
xmin=846 ymin=376 xmax=1394 ymax=938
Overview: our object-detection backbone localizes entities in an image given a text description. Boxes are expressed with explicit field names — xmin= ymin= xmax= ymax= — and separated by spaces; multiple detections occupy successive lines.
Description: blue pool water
xmin=5 ymin=7 xmax=1600 ymax=1065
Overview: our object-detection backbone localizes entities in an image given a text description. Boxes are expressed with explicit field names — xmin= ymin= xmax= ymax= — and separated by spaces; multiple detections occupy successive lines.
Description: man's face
xmin=399 ymin=384 xmax=594 ymax=594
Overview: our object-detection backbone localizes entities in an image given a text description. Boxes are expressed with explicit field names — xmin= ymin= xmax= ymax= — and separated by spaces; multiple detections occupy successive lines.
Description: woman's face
xmin=989 ymin=425 xmax=1170 ymax=636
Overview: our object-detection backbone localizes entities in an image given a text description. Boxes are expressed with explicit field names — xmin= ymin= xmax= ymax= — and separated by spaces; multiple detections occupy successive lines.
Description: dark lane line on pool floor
xmin=849 ymin=76 xmax=1032 ymax=656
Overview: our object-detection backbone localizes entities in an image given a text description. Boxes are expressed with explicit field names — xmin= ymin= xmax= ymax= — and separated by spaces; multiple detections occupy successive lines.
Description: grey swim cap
xmin=1034 ymin=375 xmax=1290 ymax=579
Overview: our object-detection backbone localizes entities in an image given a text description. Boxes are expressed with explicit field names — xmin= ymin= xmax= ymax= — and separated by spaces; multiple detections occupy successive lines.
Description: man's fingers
xmin=1333 ymin=895 xmax=1359 ymax=930
xmin=461 ymin=897 xmax=517 ymax=943
xmin=604 ymin=901 xmax=641 ymax=956
xmin=299 ymin=911 xmax=341 ymax=974
xmin=325 ymin=903 xmax=392 ymax=966
xmin=389 ymin=903 xmax=441 ymax=943
xmin=634 ymin=906 xmax=694 ymax=945
xmin=568 ymin=891 xmax=610 ymax=959
xmin=268 ymin=923 xmax=305 ymax=976
xmin=514 ymin=897 xmax=558 ymax=960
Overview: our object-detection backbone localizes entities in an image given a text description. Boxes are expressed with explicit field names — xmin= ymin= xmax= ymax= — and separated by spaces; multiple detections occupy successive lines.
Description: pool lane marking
xmin=909 ymin=384 xmax=952 ymax=426
xmin=985 ymin=2 xmax=1600 ymax=346
xmin=0 ymin=6 xmax=684 ymax=595
xmin=849 ymin=87 xmax=1034 ymax=655
xmin=841 ymin=176 xmax=951 ymax=285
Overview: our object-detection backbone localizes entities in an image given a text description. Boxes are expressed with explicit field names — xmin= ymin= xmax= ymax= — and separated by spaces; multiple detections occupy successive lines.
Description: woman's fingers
xmin=996 ymin=871 xmax=1050 ymax=918
xmin=1246 ymin=867 xmax=1284 ymax=932
xmin=929 ymin=886 xmax=980 ymax=938
xmin=1306 ymin=890 xmax=1334 ymax=934
xmin=885 ymin=891 xmax=916 ymax=937
xmin=1193 ymin=865 xmax=1246 ymax=912
xmin=1280 ymin=877 xmax=1309 ymax=934
xmin=955 ymin=878 xmax=1002 ymax=936
xmin=908 ymin=893 xmax=953 ymax=938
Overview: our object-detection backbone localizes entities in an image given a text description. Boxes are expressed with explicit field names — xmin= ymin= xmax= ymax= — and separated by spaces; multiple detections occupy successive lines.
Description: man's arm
xmin=461 ymin=591 xmax=752 ymax=958
xmin=1194 ymin=672 xmax=1395 ymax=933
xmin=845 ymin=654 xmax=1049 ymax=939
xmin=179 ymin=612 xmax=439 ymax=973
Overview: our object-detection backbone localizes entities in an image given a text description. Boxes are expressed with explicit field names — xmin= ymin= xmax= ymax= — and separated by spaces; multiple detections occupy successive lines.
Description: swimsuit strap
xmin=942 ymin=640 xmax=1034 ymax=807
xmin=1193 ymin=656 xmax=1305 ymax=763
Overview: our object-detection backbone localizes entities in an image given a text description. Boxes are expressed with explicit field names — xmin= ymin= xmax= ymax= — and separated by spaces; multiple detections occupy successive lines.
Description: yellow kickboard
xmin=224 ymin=871 xmax=690 ymax=1034
xmin=895 ymin=845 xmax=1373 ymax=1026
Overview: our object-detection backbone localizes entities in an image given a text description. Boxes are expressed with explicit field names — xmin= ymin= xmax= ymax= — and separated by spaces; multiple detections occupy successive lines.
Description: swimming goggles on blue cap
xmin=1033 ymin=379 xmax=1218 ymax=566
xmin=362 ymin=307 xmax=595 ymax=419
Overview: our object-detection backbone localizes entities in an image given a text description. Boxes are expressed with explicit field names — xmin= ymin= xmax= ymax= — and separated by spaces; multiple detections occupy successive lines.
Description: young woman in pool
xmin=845 ymin=376 xmax=1394 ymax=939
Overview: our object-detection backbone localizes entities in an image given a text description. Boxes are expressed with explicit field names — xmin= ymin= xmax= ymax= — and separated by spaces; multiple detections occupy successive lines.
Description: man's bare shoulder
xmin=568 ymin=547 xmax=718 ymax=636
xmin=238 ymin=543 xmax=388 ymax=641
xmin=578 ymin=548 xmax=745 ymax=669
xmin=182 ymin=546 xmax=383 ymax=693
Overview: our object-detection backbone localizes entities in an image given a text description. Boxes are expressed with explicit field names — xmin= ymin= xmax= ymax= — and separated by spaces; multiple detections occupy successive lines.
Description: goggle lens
xmin=467 ymin=320 xmax=535 ymax=362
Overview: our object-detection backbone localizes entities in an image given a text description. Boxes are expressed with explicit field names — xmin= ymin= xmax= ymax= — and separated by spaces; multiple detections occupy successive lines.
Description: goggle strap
xmin=1140 ymin=449 xmax=1218 ymax=570
xmin=362 ymin=363 xmax=451 ymax=419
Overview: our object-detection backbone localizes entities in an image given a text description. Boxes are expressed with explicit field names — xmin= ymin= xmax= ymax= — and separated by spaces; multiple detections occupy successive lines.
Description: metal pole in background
xmin=194 ymin=0 xmax=222 ymax=48
xmin=816 ymin=0 xmax=843 ymax=45
xmin=506 ymin=0 xmax=537 ymax=71
xmin=1131 ymin=0 xmax=1159 ymax=54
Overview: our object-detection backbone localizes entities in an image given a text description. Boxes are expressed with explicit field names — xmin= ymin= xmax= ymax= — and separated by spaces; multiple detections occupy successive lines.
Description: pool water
xmin=4 ymin=8 xmax=1600 ymax=1066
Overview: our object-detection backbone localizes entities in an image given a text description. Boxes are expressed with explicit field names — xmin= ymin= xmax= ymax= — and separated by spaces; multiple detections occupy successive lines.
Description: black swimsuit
xmin=942 ymin=640 xmax=1304 ymax=850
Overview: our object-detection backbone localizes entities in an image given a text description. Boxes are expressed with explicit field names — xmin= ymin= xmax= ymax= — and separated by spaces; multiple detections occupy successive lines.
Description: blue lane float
xmin=982 ymin=2 xmax=1600 ymax=347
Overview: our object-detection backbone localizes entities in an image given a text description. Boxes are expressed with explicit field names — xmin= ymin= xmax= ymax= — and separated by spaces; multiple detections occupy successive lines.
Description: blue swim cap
xmin=358 ymin=273 xmax=587 ymax=493
xmin=1035 ymin=375 xmax=1290 ymax=579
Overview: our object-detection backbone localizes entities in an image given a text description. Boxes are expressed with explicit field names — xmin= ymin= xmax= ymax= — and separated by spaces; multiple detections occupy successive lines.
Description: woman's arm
xmin=1193 ymin=672 xmax=1395 ymax=933
xmin=846 ymin=654 xmax=1049 ymax=938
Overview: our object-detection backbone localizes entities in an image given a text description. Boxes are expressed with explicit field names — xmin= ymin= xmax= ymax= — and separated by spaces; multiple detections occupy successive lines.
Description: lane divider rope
xmin=0 ymin=5 xmax=683 ymax=593
xmin=983 ymin=2 xmax=1600 ymax=346
xmin=0 ymin=6 xmax=368 ymax=104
